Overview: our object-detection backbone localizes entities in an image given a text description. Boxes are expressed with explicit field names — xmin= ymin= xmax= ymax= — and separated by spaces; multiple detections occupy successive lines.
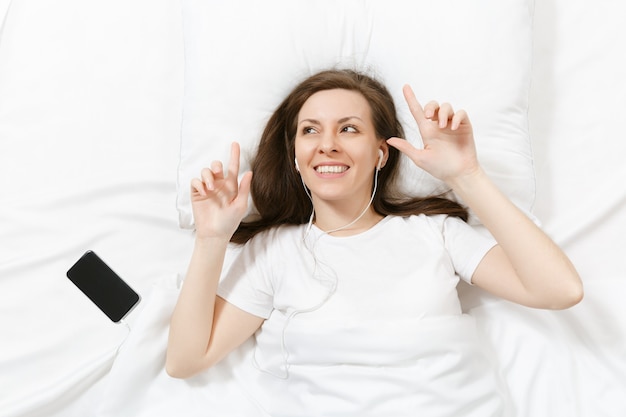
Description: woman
xmin=166 ymin=69 xmax=582 ymax=416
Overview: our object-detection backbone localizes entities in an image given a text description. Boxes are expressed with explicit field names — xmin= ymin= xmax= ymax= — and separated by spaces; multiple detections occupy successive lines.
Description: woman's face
xmin=294 ymin=88 xmax=387 ymax=208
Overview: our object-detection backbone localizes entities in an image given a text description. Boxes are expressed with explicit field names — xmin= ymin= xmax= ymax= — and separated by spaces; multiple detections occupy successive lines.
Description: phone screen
xmin=66 ymin=250 xmax=141 ymax=322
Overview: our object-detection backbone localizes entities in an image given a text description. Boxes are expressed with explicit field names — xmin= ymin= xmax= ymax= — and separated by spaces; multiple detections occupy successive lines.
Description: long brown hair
xmin=231 ymin=69 xmax=467 ymax=244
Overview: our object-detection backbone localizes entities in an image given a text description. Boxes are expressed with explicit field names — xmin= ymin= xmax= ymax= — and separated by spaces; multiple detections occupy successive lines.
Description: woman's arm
xmin=388 ymin=85 xmax=583 ymax=310
xmin=166 ymin=143 xmax=264 ymax=378
xmin=166 ymin=237 xmax=264 ymax=378
xmin=449 ymin=168 xmax=582 ymax=309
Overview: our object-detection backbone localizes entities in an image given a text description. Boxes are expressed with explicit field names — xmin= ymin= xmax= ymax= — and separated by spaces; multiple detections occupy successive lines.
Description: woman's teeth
xmin=315 ymin=165 xmax=348 ymax=174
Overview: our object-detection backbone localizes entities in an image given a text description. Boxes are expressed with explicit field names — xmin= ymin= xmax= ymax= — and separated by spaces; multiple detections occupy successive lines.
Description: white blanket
xmin=96 ymin=276 xmax=261 ymax=417
xmin=98 ymin=276 xmax=512 ymax=417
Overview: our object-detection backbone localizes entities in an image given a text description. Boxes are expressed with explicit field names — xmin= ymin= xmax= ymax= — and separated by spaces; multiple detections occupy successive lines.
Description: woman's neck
xmin=311 ymin=200 xmax=384 ymax=236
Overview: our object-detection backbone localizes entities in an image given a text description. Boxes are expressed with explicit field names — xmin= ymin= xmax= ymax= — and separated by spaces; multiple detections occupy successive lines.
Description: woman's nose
xmin=318 ymin=131 xmax=338 ymax=154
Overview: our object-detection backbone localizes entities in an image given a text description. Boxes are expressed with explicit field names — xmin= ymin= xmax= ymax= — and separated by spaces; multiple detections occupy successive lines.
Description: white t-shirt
xmin=217 ymin=214 xmax=506 ymax=417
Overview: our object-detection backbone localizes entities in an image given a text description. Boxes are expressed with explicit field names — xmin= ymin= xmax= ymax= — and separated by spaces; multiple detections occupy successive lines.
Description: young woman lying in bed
xmin=166 ymin=69 xmax=583 ymax=416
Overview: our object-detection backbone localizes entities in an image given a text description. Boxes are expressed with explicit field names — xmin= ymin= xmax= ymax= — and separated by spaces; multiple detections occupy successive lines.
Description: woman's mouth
xmin=315 ymin=165 xmax=349 ymax=174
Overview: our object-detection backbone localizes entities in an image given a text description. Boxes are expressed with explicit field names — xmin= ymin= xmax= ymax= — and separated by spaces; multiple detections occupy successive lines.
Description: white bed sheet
xmin=0 ymin=0 xmax=192 ymax=416
xmin=1 ymin=0 xmax=625 ymax=416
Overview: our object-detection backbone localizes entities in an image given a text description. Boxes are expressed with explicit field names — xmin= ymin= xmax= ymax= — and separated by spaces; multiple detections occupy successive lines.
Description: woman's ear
xmin=377 ymin=143 xmax=389 ymax=170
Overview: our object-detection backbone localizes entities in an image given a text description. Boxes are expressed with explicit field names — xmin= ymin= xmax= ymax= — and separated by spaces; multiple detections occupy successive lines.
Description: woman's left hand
xmin=387 ymin=84 xmax=480 ymax=184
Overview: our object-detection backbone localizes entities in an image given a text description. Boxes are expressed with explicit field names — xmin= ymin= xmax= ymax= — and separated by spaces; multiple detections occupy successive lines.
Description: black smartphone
xmin=66 ymin=250 xmax=141 ymax=323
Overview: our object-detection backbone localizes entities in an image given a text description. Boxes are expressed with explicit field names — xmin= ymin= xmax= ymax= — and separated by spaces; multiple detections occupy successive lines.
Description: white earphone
xmin=294 ymin=157 xmax=300 ymax=172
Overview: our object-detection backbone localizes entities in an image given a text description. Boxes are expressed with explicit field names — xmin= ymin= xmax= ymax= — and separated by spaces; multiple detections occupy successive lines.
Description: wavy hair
xmin=231 ymin=69 xmax=467 ymax=244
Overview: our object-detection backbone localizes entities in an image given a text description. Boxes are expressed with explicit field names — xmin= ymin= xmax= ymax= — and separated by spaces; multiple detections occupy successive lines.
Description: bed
xmin=1 ymin=0 xmax=624 ymax=416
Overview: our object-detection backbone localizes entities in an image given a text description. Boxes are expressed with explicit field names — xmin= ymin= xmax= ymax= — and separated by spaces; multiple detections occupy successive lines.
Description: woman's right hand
xmin=190 ymin=142 xmax=253 ymax=240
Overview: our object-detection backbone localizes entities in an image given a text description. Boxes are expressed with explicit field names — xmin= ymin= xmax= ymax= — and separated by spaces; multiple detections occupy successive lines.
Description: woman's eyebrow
xmin=298 ymin=118 xmax=320 ymax=126
xmin=298 ymin=116 xmax=363 ymax=125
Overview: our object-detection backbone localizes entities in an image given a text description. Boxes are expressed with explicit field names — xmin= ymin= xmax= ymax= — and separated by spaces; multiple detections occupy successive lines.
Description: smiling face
xmin=294 ymin=88 xmax=387 ymax=209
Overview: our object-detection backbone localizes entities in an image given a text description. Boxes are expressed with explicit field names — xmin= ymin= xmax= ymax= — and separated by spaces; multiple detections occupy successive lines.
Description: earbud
xmin=294 ymin=157 xmax=300 ymax=172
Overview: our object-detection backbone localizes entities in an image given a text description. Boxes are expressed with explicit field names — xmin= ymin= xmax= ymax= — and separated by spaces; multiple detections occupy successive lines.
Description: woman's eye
xmin=303 ymin=127 xmax=317 ymax=135
xmin=342 ymin=125 xmax=358 ymax=133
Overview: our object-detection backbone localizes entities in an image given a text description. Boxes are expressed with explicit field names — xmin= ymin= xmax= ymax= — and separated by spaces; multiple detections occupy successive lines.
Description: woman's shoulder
xmin=385 ymin=213 xmax=471 ymax=238
xmin=388 ymin=213 xmax=453 ymax=227
xmin=242 ymin=223 xmax=305 ymax=246
xmin=228 ymin=223 xmax=305 ymax=264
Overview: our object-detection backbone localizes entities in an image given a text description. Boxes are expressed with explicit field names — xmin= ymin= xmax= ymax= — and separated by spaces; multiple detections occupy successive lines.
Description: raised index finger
xmin=402 ymin=84 xmax=427 ymax=125
xmin=227 ymin=141 xmax=241 ymax=179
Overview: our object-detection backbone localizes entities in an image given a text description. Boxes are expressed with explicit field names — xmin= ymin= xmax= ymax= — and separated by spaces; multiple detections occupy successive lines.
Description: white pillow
xmin=177 ymin=0 xmax=535 ymax=229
